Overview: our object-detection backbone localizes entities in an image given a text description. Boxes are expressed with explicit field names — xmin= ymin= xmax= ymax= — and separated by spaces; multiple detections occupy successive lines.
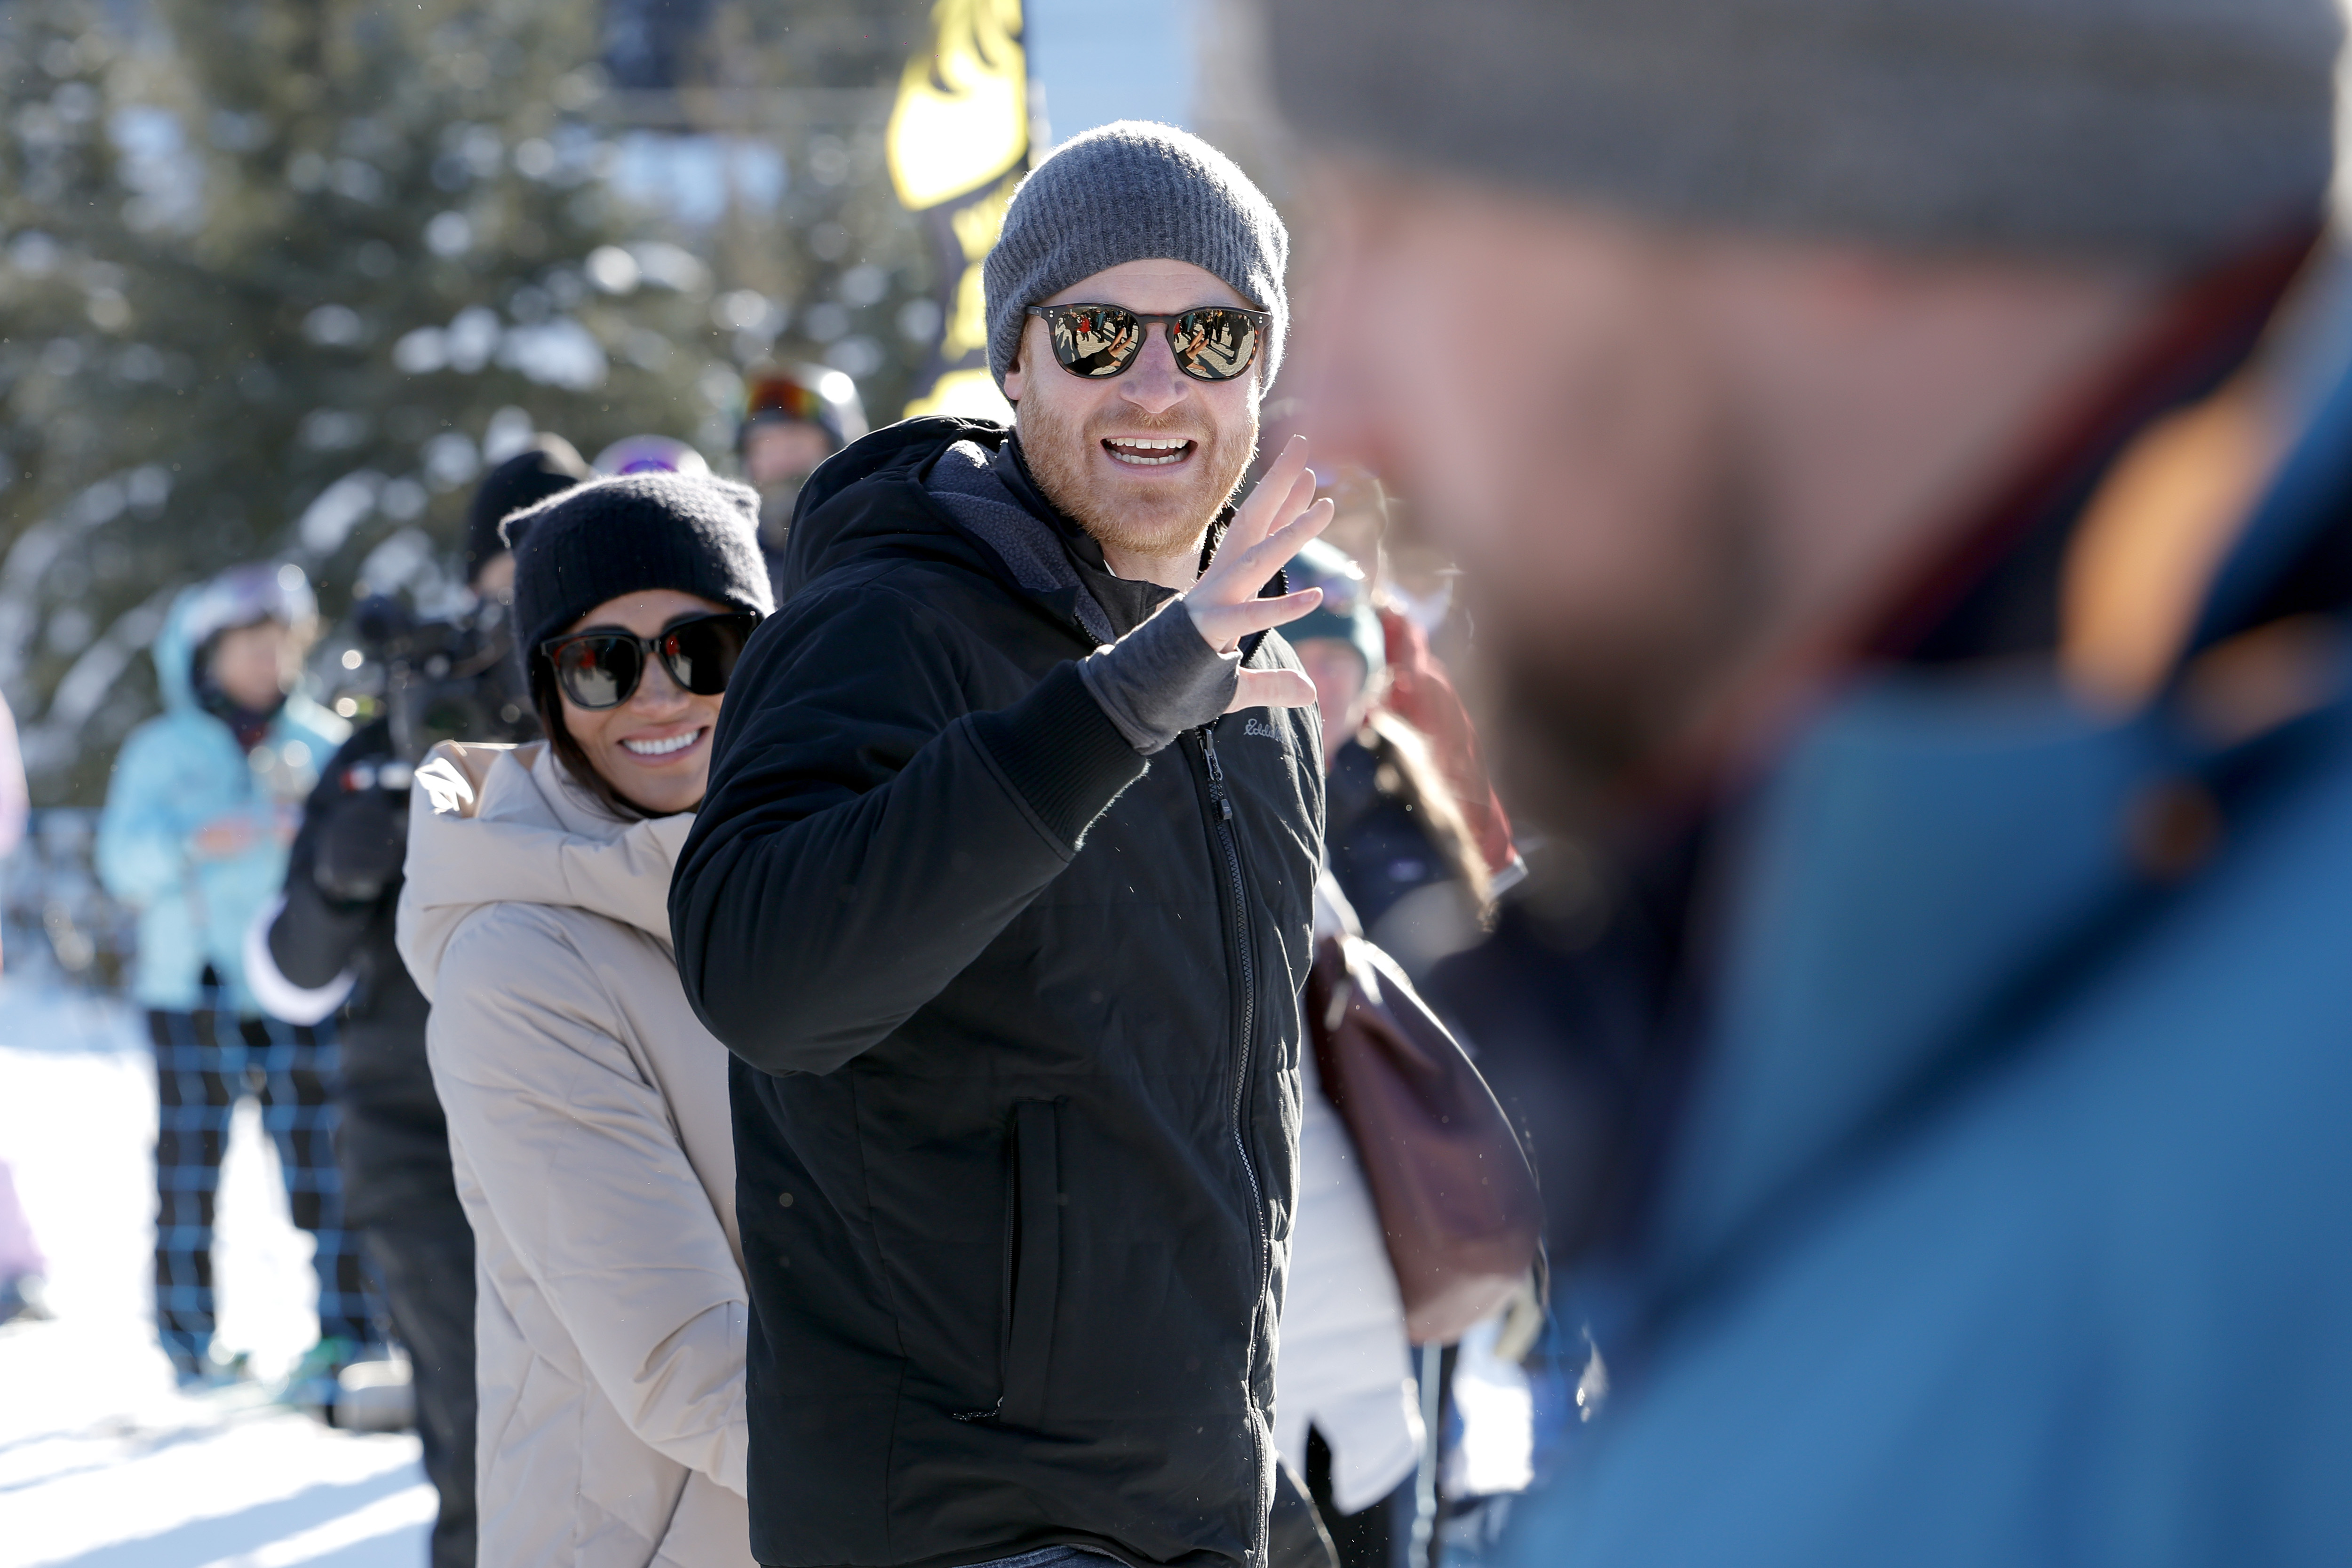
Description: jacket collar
xmin=399 ymin=741 xmax=695 ymax=998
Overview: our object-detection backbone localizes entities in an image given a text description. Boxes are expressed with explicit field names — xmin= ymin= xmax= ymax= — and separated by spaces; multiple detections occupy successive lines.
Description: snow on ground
xmin=0 ymin=979 xmax=432 ymax=1568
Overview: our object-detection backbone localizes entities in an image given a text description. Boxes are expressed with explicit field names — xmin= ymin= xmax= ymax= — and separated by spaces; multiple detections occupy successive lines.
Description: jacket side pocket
xmin=1000 ymin=1098 xmax=1061 ymax=1429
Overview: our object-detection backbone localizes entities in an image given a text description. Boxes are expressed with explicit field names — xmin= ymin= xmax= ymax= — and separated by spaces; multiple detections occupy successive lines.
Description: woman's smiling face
xmin=554 ymin=588 xmax=731 ymax=815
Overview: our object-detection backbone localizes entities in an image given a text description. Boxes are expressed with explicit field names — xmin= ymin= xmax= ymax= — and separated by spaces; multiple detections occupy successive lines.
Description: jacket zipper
xmin=1200 ymin=723 xmax=1271 ymax=1566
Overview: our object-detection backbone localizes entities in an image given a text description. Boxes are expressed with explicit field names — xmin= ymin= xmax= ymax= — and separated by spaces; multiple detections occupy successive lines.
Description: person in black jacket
xmin=672 ymin=123 xmax=1332 ymax=1568
xmin=250 ymin=437 xmax=589 ymax=1568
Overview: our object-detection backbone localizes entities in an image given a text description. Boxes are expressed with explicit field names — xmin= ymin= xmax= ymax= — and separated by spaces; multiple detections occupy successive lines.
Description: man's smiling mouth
xmin=1103 ymin=437 xmax=1195 ymax=467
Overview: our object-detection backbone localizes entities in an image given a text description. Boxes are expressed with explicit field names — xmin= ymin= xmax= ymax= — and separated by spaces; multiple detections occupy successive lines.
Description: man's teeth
xmin=622 ymin=730 xmax=701 ymax=757
xmin=1104 ymin=438 xmax=1192 ymax=466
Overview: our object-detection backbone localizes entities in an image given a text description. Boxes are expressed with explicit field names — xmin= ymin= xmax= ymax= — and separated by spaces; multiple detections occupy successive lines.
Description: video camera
xmin=303 ymin=596 xmax=539 ymax=905
xmin=350 ymin=594 xmax=540 ymax=765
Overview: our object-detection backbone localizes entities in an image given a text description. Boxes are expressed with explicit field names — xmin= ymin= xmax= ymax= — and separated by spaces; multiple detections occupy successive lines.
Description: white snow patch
xmin=0 ymin=980 xmax=429 ymax=1567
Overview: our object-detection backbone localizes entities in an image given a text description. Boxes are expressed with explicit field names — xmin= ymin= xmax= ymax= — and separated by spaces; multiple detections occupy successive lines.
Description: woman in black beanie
xmin=396 ymin=470 xmax=773 ymax=1568
xmin=503 ymin=470 xmax=774 ymax=819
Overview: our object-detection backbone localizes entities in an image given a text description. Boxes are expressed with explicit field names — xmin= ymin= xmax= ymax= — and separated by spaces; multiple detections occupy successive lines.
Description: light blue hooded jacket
xmin=96 ymin=588 xmax=347 ymax=1014
xmin=1502 ymin=270 xmax=2352 ymax=1563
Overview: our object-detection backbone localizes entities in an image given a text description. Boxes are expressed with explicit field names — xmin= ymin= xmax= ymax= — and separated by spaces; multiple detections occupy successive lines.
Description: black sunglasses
xmin=1025 ymin=302 xmax=1270 ymax=383
xmin=541 ymin=611 xmax=761 ymax=710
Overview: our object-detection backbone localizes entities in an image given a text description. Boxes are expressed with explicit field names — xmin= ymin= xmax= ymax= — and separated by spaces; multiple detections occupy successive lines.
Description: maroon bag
xmin=1306 ymin=933 xmax=1543 ymax=1345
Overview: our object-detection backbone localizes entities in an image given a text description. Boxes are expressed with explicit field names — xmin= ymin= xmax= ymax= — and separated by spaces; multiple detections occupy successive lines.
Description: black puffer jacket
xmin=673 ymin=418 xmax=1321 ymax=1568
xmin=269 ymin=717 xmax=455 ymax=1227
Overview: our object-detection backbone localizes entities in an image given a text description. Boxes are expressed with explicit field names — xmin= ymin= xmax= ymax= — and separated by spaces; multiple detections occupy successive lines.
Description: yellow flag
xmin=886 ymin=0 xmax=1028 ymax=211
xmin=890 ymin=0 xmax=1030 ymax=421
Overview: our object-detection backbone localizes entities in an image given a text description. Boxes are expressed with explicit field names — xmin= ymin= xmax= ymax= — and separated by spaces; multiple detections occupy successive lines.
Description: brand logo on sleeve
xmin=1243 ymin=716 xmax=1282 ymax=741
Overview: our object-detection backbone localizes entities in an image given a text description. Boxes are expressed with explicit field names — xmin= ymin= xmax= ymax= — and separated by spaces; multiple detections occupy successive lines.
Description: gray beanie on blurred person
xmin=1265 ymin=0 xmax=2342 ymax=266
xmin=985 ymin=121 xmax=1289 ymax=392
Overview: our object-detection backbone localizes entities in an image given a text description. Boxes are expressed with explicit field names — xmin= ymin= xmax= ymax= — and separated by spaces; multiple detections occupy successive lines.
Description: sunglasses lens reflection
xmin=661 ymin=617 xmax=754 ymax=696
xmin=1051 ymin=307 xmax=1145 ymax=377
xmin=556 ymin=637 xmax=641 ymax=709
xmin=1174 ymin=310 xmax=1261 ymax=382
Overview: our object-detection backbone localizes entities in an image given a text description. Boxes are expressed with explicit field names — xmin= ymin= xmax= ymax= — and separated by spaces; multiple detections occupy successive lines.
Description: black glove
xmin=312 ymin=780 xmax=408 ymax=905
xmin=1075 ymin=603 xmax=1239 ymax=755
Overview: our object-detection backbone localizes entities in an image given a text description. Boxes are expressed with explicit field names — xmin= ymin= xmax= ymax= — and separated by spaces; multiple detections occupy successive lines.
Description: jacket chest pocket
xmin=998 ymin=1098 xmax=1062 ymax=1429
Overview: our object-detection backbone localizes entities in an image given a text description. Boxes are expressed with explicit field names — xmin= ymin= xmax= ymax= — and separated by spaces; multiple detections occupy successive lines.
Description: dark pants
xmin=1307 ymin=1427 xmax=1422 ymax=1568
xmin=363 ymin=1209 xmax=477 ymax=1568
xmin=147 ymin=1008 xmax=372 ymax=1367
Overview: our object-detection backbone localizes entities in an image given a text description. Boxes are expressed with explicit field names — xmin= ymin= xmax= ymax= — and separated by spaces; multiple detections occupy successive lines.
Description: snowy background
xmin=0 ymin=980 xmax=431 ymax=1568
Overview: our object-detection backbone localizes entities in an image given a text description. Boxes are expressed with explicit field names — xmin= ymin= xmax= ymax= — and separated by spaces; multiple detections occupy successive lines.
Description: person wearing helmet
xmin=736 ymin=361 xmax=868 ymax=589
xmin=96 ymin=562 xmax=366 ymax=1391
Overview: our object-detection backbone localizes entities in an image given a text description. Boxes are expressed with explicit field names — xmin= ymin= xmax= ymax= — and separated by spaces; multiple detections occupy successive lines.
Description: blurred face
xmin=1294 ymin=638 xmax=1370 ymax=770
xmin=554 ymin=589 xmax=731 ymax=816
xmin=209 ymin=620 xmax=301 ymax=711
xmin=1004 ymin=258 xmax=1263 ymax=569
xmin=1294 ymin=167 xmax=1772 ymax=825
xmin=745 ymin=421 xmax=834 ymax=491
xmin=471 ymin=551 xmax=516 ymax=602
xmin=1294 ymin=163 xmax=2161 ymax=829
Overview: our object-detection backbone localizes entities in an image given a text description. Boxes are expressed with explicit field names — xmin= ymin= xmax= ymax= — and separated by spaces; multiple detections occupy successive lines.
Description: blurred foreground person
xmin=1271 ymin=0 xmax=2352 ymax=1560
xmin=397 ymin=474 xmax=771 ymax=1568
xmin=246 ymin=437 xmax=586 ymax=1567
xmin=96 ymin=564 xmax=366 ymax=1389
xmin=737 ymin=362 xmax=868 ymax=587
xmin=673 ymin=123 xmax=1329 ymax=1568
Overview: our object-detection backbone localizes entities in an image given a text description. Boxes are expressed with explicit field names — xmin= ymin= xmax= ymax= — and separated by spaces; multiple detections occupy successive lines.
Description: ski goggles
xmin=1025 ymin=303 xmax=1270 ymax=382
xmin=748 ymin=375 xmax=829 ymax=423
xmin=541 ymin=611 xmax=761 ymax=710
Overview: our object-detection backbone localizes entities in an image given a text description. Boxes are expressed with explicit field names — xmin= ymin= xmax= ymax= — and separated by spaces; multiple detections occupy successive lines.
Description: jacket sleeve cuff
xmin=969 ymin=661 xmax=1148 ymax=847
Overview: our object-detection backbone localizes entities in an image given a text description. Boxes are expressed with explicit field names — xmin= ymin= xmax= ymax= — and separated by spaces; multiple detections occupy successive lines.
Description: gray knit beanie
xmin=1266 ymin=0 xmax=2342 ymax=266
xmin=985 ymin=121 xmax=1289 ymax=392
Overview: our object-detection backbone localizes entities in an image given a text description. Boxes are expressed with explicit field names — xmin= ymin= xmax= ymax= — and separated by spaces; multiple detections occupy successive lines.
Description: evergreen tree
xmin=617 ymin=0 xmax=938 ymax=424
xmin=0 ymin=0 xmax=745 ymax=805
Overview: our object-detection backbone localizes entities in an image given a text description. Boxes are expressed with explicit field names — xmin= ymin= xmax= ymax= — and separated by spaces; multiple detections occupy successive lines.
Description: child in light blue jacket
xmin=96 ymin=562 xmax=368 ymax=1388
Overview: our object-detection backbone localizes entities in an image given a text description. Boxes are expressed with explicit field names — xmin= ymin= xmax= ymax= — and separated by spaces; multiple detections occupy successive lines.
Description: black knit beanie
xmin=466 ymin=436 xmax=593 ymax=584
xmin=505 ymin=471 xmax=775 ymax=656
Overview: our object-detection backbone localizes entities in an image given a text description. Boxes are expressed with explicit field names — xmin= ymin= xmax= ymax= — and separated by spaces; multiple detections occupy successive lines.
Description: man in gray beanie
xmin=1264 ymin=0 xmax=2352 ymax=1563
xmin=673 ymin=120 xmax=1338 ymax=1568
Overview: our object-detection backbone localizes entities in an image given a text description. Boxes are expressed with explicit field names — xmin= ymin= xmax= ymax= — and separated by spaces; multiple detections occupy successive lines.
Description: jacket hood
xmin=777 ymin=416 xmax=1014 ymax=600
xmin=777 ymin=415 xmax=1276 ymax=652
xmin=396 ymin=739 xmax=694 ymax=1001
xmin=153 ymin=563 xmax=322 ymax=717
xmin=150 ymin=588 xmax=203 ymax=714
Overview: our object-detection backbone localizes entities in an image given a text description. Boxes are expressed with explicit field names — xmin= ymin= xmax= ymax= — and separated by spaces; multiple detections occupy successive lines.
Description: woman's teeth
xmin=1104 ymin=438 xmax=1192 ymax=466
xmin=622 ymin=729 xmax=701 ymax=758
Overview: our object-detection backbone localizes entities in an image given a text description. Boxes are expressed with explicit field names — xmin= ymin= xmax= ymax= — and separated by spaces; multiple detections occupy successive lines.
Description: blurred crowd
xmin=6 ymin=2 xmax=2352 ymax=1568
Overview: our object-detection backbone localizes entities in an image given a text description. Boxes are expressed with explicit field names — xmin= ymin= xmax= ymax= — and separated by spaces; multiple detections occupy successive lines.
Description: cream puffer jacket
xmin=397 ymin=741 xmax=755 ymax=1568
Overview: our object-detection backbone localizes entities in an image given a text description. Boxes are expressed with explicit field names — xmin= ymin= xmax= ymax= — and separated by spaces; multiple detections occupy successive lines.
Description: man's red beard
xmin=1017 ymin=394 xmax=1256 ymax=560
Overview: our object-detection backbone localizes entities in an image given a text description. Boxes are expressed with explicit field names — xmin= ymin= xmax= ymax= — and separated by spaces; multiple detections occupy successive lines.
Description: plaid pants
xmin=147 ymin=1008 xmax=373 ymax=1366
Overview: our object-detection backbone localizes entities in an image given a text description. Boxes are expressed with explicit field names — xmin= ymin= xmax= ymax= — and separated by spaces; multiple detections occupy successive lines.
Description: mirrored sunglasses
xmin=541 ymin=611 xmax=761 ymax=710
xmin=1025 ymin=303 xmax=1269 ymax=383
